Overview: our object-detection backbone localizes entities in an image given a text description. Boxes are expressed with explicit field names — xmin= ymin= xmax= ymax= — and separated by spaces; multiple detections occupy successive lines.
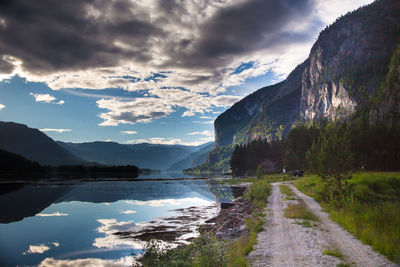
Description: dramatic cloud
xmin=120 ymin=130 xmax=137 ymax=135
xmin=0 ymin=0 xmax=371 ymax=124
xmin=39 ymin=129 xmax=71 ymax=133
xmin=30 ymin=93 xmax=64 ymax=105
xmin=0 ymin=104 xmax=5 ymax=110
xmin=97 ymin=91 xmax=240 ymax=126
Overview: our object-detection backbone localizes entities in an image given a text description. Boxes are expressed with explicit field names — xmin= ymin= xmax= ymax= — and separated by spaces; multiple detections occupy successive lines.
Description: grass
xmin=295 ymin=172 xmax=400 ymax=263
xmin=322 ymin=248 xmax=343 ymax=259
xmin=284 ymin=201 xmax=319 ymax=221
xmin=248 ymin=179 xmax=272 ymax=209
xmin=227 ymin=178 xmax=272 ymax=266
xmin=284 ymin=196 xmax=297 ymax=200
xmin=279 ymin=184 xmax=295 ymax=196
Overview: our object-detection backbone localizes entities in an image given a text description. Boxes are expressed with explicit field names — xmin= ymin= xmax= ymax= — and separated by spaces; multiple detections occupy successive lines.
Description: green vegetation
xmin=322 ymin=248 xmax=343 ymax=259
xmin=279 ymin=184 xmax=294 ymax=196
xmin=307 ymin=123 xmax=355 ymax=207
xmin=226 ymin=178 xmax=271 ymax=266
xmin=295 ymin=173 xmax=400 ymax=263
xmin=185 ymin=145 xmax=234 ymax=174
xmin=284 ymin=202 xmax=318 ymax=221
xmin=256 ymin=164 xmax=263 ymax=179
xmin=133 ymin=233 xmax=226 ymax=267
xmin=248 ymin=179 xmax=272 ymax=209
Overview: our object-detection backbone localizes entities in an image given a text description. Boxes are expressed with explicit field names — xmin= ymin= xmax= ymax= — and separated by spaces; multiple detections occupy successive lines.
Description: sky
xmin=0 ymin=0 xmax=373 ymax=146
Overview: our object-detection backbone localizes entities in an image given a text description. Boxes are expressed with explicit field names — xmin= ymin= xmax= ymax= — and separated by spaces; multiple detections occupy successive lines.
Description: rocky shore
xmin=204 ymin=184 xmax=256 ymax=240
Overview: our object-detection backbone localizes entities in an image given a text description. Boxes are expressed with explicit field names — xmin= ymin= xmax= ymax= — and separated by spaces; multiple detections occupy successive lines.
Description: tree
xmin=256 ymin=164 xmax=264 ymax=179
xmin=306 ymin=123 xmax=355 ymax=206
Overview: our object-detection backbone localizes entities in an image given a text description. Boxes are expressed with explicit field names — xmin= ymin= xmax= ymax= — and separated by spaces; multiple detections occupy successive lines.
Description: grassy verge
xmin=218 ymin=173 xmax=297 ymax=185
xmin=226 ymin=179 xmax=271 ymax=266
xmin=279 ymin=184 xmax=295 ymax=196
xmin=322 ymin=248 xmax=343 ymax=259
xmin=295 ymin=172 xmax=400 ymax=263
xmin=284 ymin=202 xmax=318 ymax=221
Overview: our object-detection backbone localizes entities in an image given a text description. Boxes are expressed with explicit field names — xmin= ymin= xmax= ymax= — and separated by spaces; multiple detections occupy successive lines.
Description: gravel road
xmin=247 ymin=182 xmax=398 ymax=267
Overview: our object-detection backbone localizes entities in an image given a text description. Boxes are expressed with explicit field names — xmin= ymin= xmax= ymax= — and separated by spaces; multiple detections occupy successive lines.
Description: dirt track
xmin=247 ymin=182 xmax=397 ymax=267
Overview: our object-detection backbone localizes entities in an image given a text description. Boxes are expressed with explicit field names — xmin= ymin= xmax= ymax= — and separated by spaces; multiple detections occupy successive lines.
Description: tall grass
xmin=295 ymin=172 xmax=400 ymax=263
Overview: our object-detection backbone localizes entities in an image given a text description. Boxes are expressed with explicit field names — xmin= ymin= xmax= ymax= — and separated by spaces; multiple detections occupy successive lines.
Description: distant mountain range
xmin=59 ymin=141 xmax=213 ymax=170
xmin=0 ymin=121 xmax=212 ymax=169
xmin=167 ymin=142 xmax=214 ymax=171
xmin=0 ymin=121 xmax=85 ymax=166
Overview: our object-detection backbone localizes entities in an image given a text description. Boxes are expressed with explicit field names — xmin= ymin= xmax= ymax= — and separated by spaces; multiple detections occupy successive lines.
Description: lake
xmin=0 ymin=174 xmax=233 ymax=266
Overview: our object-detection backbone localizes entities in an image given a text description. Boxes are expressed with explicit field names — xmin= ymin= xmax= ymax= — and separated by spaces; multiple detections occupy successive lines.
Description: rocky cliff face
xmin=214 ymin=0 xmax=400 ymax=148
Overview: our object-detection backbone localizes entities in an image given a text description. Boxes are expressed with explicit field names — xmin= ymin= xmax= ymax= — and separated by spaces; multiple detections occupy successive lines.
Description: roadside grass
xmin=216 ymin=177 xmax=257 ymax=185
xmin=226 ymin=178 xmax=272 ymax=266
xmin=284 ymin=201 xmax=319 ymax=221
xmin=284 ymin=196 xmax=297 ymax=200
xmin=295 ymin=172 xmax=400 ymax=263
xmin=280 ymin=184 xmax=295 ymax=196
xmin=322 ymin=248 xmax=344 ymax=259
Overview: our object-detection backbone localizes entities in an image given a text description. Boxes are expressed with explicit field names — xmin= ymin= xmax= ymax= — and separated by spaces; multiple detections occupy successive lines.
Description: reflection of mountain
xmin=0 ymin=184 xmax=72 ymax=223
xmin=0 ymin=180 xmax=226 ymax=223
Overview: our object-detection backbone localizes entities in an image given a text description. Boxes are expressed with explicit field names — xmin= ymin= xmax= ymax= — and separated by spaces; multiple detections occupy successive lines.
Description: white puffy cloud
xmin=187 ymin=130 xmax=213 ymax=136
xmin=120 ymin=130 xmax=137 ymax=135
xmin=120 ymin=210 xmax=136 ymax=214
xmin=23 ymin=242 xmax=60 ymax=255
xmin=0 ymin=104 xmax=5 ymax=110
xmin=39 ymin=129 xmax=71 ymax=134
xmin=23 ymin=244 xmax=51 ymax=254
xmin=97 ymin=91 xmax=240 ymax=126
xmin=30 ymin=93 xmax=65 ymax=105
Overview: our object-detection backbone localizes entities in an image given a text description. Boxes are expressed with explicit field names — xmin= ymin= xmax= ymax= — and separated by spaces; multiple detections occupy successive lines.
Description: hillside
xmin=167 ymin=142 xmax=214 ymax=171
xmin=0 ymin=121 xmax=86 ymax=166
xmin=214 ymin=0 xmax=400 ymax=148
xmin=59 ymin=141 xmax=205 ymax=170
xmin=198 ymin=0 xmax=400 ymax=173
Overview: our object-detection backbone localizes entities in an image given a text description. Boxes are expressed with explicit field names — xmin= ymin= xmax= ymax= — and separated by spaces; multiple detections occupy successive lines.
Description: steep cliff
xmin=214 ymin=0 xmax=400 ymax=148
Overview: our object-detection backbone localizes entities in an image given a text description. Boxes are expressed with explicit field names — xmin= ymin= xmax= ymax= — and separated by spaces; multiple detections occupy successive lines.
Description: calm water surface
xmin=0 ymin=174 xmax=232 ymax=266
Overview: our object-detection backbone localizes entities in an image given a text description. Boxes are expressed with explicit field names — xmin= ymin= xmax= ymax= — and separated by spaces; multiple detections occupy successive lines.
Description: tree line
xmin=230 ymin=119 xmax=400 ymax=177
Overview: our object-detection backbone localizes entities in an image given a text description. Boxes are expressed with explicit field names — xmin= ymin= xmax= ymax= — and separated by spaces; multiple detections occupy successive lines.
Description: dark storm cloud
xmin=0 ymin=0 xmax=163 ymax=74
xmin=166 ymin=0 xmax=317 ymax=69
xmin=0 ymin=0 xmax=320 ymax=76
xmin=0 ymin=57 xmax=14 ymax=73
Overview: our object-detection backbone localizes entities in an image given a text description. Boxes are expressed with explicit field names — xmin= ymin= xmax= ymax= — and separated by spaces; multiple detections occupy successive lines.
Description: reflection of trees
xmin=206 ymin=180 xmax=234 ymax=202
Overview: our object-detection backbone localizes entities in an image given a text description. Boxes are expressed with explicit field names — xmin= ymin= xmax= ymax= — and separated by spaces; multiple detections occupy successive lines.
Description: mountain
xmin=0 ymin=149 xmax=43 ymax=173
xmin=58 ymin=141 xmax=206 ymax=170
xmin=167 ymin=142 xmax=214 ymax=171
xmin=214 ymin=0 xmax=400 ymax=148
xmin=0 ymin=121 xmax=85 ymax=166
